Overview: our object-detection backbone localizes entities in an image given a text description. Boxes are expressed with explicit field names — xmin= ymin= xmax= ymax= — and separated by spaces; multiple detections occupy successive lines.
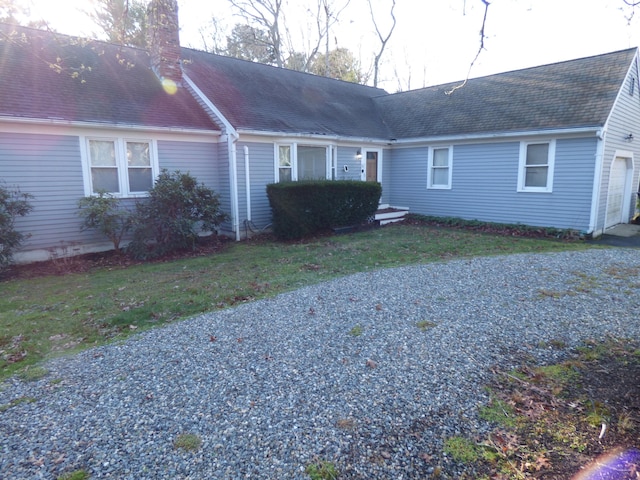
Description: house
xmin=2 ymin=0 xmax=640 ymax=263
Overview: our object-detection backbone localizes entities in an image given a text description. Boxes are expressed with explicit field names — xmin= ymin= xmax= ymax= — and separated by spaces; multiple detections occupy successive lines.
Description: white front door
xmin=605 ymin=156 xmax=632 ymax=228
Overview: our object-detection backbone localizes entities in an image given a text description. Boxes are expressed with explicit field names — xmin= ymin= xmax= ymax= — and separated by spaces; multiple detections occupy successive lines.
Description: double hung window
xmin=86 ymin=138 xmax=156 ymax=196
xmin=427 ymin=146 xmax=452 ymax=189
xmin=518 ymin=140 xmax=555 ymax=192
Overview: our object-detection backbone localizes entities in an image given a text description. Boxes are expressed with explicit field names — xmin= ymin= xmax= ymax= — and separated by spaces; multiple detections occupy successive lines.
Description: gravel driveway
xmin=2 ymin=249 xmax=640 ymax=479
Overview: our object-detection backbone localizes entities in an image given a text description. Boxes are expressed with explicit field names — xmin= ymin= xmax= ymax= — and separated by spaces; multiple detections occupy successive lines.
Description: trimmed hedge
xmin=267 ymin=180 xmax=382 ymax=240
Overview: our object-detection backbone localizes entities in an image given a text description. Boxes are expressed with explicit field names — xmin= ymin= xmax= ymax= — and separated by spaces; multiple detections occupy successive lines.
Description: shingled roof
xmin=182 ymin=48 xmax=391 ymax=138
xmin=0 ymin=23 xmax=636 ymax=142
xmin=0 ymin=24 xmax=217 ymax=131
xmin=375 ymin=48 xmax=638 ymax=140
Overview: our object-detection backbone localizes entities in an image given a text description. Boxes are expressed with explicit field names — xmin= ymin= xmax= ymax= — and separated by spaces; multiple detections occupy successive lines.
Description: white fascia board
xmin=0 ymin=115 xmax=221 ymax=138
xmin=390 ymin=126 xmax=602 ymax=146
xmin=236 ymin=128 xmax=392 ymax=145
xmin=182 ymin=73 xmax=237 ymax=139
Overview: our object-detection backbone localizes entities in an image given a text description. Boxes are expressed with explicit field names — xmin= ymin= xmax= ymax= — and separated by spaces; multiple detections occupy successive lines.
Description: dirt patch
xmin=1 ymin=234 xmax=230 ymax=281
xmin=465 ymin=339 xmax=640 ymax=479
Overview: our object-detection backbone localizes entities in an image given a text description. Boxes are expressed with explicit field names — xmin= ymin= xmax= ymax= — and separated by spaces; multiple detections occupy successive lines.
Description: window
xmin=298 ymin=146 xmax=327 ymax=180
xmin=278 ymin=145 xmax=292 ymax=182
xmin=275 ymin=143 xmax=330 ymax=181
xmin=427 ymin=146 xmax=452 ymax=189
xmin=518 ymin=140 xmax=555 ymax=192
xmin=85 ymin=138 xmax=156 ymax=196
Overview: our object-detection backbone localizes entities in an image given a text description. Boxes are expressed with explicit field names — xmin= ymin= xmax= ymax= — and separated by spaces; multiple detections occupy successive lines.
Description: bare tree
xmin=367 ymin=0 xmax=396 ymax=88
xmin=445 ymin=0 xmax=490 ymax=95
xmin=228 ymin=0 xmax=285 ymax=67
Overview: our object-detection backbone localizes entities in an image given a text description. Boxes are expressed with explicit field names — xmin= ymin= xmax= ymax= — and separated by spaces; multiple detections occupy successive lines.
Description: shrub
xmin=78 ymin=191 xmax=133 ymax=253
xmin=0 ymin=183 xmax=33 ymax=274
xmin=267 ymin=180 xmax=381 ymax=240
xmin=127 ymin=170 xmax=228 ymax=259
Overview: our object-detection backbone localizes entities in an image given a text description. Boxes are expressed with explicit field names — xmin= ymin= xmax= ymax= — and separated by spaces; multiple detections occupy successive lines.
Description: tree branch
xmin=446 ymin=0 xmax=490 ymax=95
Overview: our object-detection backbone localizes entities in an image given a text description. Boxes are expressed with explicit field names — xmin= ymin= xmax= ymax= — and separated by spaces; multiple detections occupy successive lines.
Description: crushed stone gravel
xmin=1 ymin=249 xmax=640 ymax=479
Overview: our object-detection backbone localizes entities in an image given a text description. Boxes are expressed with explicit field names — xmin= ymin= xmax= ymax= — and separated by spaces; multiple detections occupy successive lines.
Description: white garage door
xmin=605 ymin=157 xmax=629 ymax=228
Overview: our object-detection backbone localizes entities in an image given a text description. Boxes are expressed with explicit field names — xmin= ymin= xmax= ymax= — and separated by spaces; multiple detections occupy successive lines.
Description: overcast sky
xmin=15 ymin=0 xmax=640 ymax=92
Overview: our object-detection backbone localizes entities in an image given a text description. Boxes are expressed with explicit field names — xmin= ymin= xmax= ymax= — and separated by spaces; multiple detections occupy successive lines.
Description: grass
xmin=0 ymin=223 xmax=592 ymax=381
xmin=56 ymin=470 xmax=90 ymax=480
xmin=173 ymin=433 xmax=202 ymax=452
xmin=305 ymin=460 xmax=339 ymax=480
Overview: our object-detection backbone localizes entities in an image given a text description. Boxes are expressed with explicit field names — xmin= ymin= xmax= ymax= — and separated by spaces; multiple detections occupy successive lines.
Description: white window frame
xmin=517 ymin=140 xmax=556 ymax=193
xmin=81 ymin=137 xmax=158 ymax=198
xmin=427 ymin=145 xmax=453 ymax=189
xmin=274 ymin=142 xmax=332 ymax=182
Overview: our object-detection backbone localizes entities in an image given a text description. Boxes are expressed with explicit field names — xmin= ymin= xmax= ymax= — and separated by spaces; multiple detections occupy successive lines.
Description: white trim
xmin=517 ymin=139 xmax=556 ymax=193
xmin=80 ymin=136 xmax=159 ymax=198
xmin=588 ymin=129 xmax=607 ymax=234
xmin=0 ymin=121 xmax=220 ymax=143
xmin=427 ymin=145 xmax=453 ymax=189
xmin=244 ymin=145 xmax=252 ymax=222
xmin=274 ymin=142 xmax=334 ymax=181
xmin=182 ymin=74 xmax=236 ymax=137
xmin=361 ymin=148 xmax=383 ymax=183
xmin=0 ymin=115 xmax=220 ymax=137
xmin=604 ymin=151 xmax=635 ymax=228
xmin=392 ymin=127 xmax=601 ymax=146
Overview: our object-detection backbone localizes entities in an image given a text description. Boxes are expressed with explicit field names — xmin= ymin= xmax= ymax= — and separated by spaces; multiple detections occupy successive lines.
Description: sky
xmin=12 ymin=0 xmax=640 ymax=92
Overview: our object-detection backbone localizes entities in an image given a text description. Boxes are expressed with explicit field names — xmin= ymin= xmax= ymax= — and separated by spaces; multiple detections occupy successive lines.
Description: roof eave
xmin=391 ymin=126 xmax=604 ymax=145
xmin=0 ymin=115 xmax=222 ymax=136
xmin=236 ymin=128 xmax=394 ymax=144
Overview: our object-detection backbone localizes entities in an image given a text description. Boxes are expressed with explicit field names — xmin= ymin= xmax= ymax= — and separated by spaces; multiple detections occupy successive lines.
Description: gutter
xmin=390 ymin=126 xmax=602 ymax=145
xmin=0 ymin=116 xmax=221 ymax=137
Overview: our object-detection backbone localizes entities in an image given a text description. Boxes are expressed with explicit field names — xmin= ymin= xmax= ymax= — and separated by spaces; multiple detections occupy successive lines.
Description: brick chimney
xmin=147 ymin=0 xmax=182 ymax=83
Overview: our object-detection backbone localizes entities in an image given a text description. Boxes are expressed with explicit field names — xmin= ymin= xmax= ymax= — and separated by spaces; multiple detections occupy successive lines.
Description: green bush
xmin=0 ymin=182 xmax=33 ymax=274
xmin=78 ymin=191 xmax=133 ymax=253
xmin=127 ymin=170 xmax=228 ymax=260
xmin=267 ymin=180 xmax=381 ymax=240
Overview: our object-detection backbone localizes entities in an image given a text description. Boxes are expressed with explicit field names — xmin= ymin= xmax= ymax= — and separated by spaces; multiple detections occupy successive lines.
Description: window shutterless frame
xmin=517 ymin=140 xmax=555 ymax=193
xmin=427 ymin=146 xmax=452 ymax=189
xmin=82 ymin=137 xmax=158 ymax=197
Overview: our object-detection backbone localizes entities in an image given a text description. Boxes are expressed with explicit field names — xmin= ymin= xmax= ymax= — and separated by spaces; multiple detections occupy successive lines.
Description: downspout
xmin=588 ymin=128 xmax=606 ymax=236
xmin=181 ymin=74 xmax=241 ymax=241
xmin=244 ymin=145 xmax=251 ymax=223
xmin=229 ymin=134 xmax=240 ymax=241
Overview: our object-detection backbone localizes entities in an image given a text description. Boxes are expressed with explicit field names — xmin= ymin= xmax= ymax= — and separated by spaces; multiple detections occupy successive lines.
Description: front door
xmin=362 ymin=150 xmax=381 ymax=182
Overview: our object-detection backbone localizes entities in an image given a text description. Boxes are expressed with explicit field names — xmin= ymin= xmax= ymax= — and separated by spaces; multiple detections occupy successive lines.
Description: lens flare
xmin=162 ymin=78 xmax=178 ymax=95
xmin=572 ymin=448 xmax=640 ymax=479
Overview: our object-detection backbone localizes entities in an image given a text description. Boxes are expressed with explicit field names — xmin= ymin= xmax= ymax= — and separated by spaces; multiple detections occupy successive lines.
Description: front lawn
xmin=0 ymin=222 xmax=592 ymax=381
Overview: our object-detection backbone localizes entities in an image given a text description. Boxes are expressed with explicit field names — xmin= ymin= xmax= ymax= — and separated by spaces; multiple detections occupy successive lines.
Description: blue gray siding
xmin=389 ymin=138 xmax=597 ymax=231
xmin=157 ymin=140 xmax=221 ymax=193
xmin=336 ymin=146 xmax=362 ymax=181
xmin=0 ymin=132 xmax=105 ymax=254
xmin=2 ymin=134 xmax=225 ymax=260
xmin=237 ymin=142 xmax=276 ymax=231
xmin=597 ymin=59 xmax=640 ymax=232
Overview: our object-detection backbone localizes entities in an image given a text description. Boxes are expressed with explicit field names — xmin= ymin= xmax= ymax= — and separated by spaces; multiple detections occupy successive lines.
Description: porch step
xmin=374 ymin=205 xmax=409 ymax=226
